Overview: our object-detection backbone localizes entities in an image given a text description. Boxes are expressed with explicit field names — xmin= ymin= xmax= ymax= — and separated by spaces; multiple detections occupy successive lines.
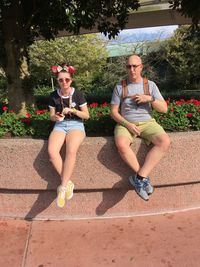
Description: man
xmin=110 ymin=54 xmax=170 ymax=201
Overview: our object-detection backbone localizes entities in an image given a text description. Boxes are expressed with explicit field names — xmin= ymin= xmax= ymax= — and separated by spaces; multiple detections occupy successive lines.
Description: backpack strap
xmin=143 ymin=77 xmax=150 ymax=95
xmin=121 ymin=77 xmax=150 ymax=100
xmin=121 ymin=79 xmax=128 ymax=99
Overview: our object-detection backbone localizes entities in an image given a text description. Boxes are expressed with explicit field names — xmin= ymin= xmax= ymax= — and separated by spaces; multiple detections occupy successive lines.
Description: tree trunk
xmin=4 ymin=41 xmax=34 ymax=115
xmin=2 ymin=2 xmax=34 ymax=115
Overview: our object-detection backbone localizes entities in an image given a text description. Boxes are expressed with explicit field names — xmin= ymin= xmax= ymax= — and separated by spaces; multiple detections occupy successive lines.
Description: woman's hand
xmin=62 ymin=107 xmax=72 ymax=115
xmin=55 ymin=112 xmax=64 ymax=121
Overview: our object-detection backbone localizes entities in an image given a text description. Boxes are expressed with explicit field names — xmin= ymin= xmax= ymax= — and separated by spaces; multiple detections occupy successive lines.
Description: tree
xmin=165 ymin=26 xmax=200 ymax=90
xmin=0 ymin=0 xmax=199 ymax=113
xmin=169 ymin=0 xmax=200 ymax=27
xmin=29 ymin=34 xmax=108 ymax=94
xmin=0 ymin=0 xmax=140 ymax=113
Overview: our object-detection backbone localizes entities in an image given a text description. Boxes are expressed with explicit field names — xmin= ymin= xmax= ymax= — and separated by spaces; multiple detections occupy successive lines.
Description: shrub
xmin=153 ymin=99 xmax=200 ymax=131
xmin=0 ymin=99 xmax=200 ymax=139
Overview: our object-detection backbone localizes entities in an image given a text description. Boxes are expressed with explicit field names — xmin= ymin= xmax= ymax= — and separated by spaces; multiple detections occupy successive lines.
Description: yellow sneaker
xmin=65 ymin=180 xmax=74 ymax=200
xmin=56 ymin=185 xmax=67 ymax=208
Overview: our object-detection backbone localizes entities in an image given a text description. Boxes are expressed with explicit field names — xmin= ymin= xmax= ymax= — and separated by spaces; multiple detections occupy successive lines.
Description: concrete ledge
xmin=1 ymin=184 xmax=200 ymax=220
xmin=0 ymin=131 xmax=200 ymax=219
xmin=0 ymin=131 xmax=200 ymax=190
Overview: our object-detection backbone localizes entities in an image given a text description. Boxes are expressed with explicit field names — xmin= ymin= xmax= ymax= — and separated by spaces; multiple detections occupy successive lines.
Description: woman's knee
xmin=48 ymin=146 xmax=60 ymax=161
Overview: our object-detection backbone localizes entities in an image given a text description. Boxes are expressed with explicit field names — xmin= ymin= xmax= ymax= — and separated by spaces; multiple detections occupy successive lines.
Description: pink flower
xmin=2 ymin=106 xmax=8 ymax=111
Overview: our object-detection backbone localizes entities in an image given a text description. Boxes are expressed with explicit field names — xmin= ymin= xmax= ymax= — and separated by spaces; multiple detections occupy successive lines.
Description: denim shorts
xmin=53 ymin=119 xmax=85 ymax=134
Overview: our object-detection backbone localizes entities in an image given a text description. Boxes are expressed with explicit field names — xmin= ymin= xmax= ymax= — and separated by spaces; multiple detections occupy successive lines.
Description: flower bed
xmin=0 ymin=99 xmax=200 ymax=138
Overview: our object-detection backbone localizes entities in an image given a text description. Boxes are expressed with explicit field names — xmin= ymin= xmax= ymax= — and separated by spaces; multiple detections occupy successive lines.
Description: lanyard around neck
xmin=60 ymin=95 xmax=72 ymax=110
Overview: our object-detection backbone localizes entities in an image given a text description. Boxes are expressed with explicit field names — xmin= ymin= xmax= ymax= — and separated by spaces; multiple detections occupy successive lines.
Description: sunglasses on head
xmin=58 ymin=78 xmax=71 ymax=83
xmin=126 ymin=64 xmax=141 ymax=69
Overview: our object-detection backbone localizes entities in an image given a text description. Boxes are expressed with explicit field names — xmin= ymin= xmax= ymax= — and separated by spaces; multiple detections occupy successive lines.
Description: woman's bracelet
xmin=72 ymin=108 xmax=77 ymax=114
xmin=121 ymin=119 xmax=128 ymax=127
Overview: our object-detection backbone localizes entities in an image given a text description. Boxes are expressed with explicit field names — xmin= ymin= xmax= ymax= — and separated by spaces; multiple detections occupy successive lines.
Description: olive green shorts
xmin=114 ymin=119 xmax=166 ymax=144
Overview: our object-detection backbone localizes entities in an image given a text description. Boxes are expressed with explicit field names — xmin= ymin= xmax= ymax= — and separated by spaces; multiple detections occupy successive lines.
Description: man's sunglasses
xmin=58 ymin=78 xmax=71 ymax=83
xmin=126 ymin=64 xmax=141 ymax=69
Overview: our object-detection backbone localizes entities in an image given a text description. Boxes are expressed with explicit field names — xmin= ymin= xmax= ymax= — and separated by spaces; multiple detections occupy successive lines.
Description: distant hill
xmin=102 ymin=25 xmax=178 ymax=57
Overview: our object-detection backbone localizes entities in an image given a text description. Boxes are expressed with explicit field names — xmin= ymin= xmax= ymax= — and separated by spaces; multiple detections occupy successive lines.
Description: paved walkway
xmin=0 ymin=208 xmax=200 ymax=267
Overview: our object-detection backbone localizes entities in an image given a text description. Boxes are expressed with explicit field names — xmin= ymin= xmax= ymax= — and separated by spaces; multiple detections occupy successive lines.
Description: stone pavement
xmin=0 ymin=208 xmax=200 ymax=267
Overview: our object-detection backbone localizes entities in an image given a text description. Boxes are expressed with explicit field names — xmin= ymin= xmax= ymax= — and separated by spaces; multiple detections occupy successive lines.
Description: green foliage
xmin=1 ymin=99 xmax=200 ymax=139
xmin=142 ymin=42 xmax=178 ymax=92
xmin=141 ymin=26 xmax=200 ymax=94
xmin=86 ymin=102 xmax=115 ymax=135
xmin=0 ymin=0 xmax=140 ymax=112
xmin=0 ymin=75 xmax=7 ymax=102
xmin=169 ymin=0 xmax=200 ymax=27
xmin=29 ymin=35 xmax=108 ymax=94
xmin=165 ymin=26 xmax=200 ymax=89
xmin=153 ymin=99 xmax=200 ymax=131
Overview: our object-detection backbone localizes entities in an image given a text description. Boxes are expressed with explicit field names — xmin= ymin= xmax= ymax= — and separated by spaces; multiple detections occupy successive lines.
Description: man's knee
xmin=115 ymin=137 xmax=131 ymax=154
xmin=153 ymin=134 xmax=171 ymax=152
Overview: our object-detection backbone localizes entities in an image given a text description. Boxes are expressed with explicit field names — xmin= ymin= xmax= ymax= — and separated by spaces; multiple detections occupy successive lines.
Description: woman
xmin=48 ymin=63 xmax=90 ymax=208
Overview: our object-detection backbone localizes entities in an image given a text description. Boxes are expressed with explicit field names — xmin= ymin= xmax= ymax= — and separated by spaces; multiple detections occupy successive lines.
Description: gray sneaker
xmin=129 ymin=175 xmax=149 ymax=201
xmin=143 ymin=177 xmax=154 ymax=195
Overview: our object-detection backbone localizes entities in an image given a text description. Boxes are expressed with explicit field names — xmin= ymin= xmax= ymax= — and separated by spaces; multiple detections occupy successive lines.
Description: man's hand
xmin=126 ymin=122 xmax=141 ymax=136
xmin=131 ymin=94 xmax=152 ymax=104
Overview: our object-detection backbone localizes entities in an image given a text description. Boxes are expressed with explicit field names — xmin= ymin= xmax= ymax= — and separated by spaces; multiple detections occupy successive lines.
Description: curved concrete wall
xmin=0 ymin=131 xmax=200 ymax=219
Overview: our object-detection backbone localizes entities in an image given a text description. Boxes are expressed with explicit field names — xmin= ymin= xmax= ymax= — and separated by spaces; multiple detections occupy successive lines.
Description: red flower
xmin=89 ymin=103 xmax=98 ymax=108
xmin=2 ymin=106 xmax=8 ymax=111
xmin=175 ymin=100 xmax=185 ymax=106
xmin=170 ymin=108 xmax=174 ymax=112
xmin=186 ymin=113 xmax=193 ymax=118
xmin=21 ymin=118 xmax=31 ymax=125
xmin=101 ymin=102 xmax=108 ymax=108
xmin=197 ymin=108 xmax=200 ymax=113
xmin=26 ymin=113 xmax=31 ymax=118
xmin=36 ymin=109 xmax=46 ymax=114
xmin=166 ymin=99 xmax=170 ymax=105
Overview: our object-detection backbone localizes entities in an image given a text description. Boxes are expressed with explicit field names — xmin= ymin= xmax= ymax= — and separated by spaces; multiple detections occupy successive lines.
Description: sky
xmin=103 ymin=25 xmax=179 ymax=57
xmin=103 ymin=25 xmax=178 ymax=44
